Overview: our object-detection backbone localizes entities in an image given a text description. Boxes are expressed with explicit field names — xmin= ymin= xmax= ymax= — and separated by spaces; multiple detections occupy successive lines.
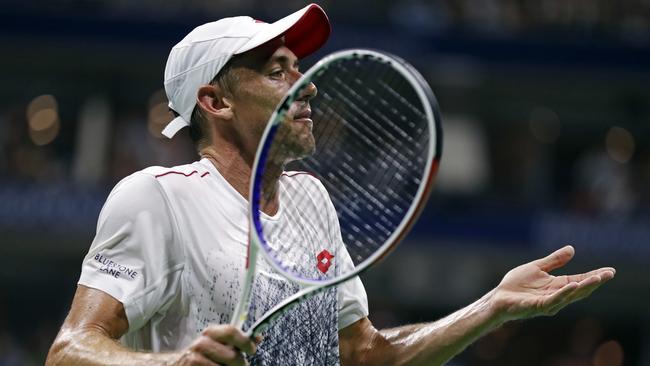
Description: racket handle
xmin=230 ymin=243 xmax=259 ymax=329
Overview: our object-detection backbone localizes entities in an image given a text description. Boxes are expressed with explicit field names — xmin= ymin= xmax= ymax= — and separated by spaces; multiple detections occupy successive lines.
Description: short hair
xmin=186 ymin=56 xmax=241 ymax=151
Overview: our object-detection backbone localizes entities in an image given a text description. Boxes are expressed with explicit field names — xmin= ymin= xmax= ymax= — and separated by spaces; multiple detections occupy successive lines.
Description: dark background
xmin=1 ymin=1 xmax=649 ymax=365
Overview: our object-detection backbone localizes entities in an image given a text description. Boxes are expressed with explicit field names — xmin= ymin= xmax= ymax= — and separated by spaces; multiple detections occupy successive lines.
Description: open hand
xmin=492 ymin=245 xmax=615 ymax=322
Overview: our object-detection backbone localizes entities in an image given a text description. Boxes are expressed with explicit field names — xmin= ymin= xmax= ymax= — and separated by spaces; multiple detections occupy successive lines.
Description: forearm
xmin=369 ymin=289 xmax=504 ymax=366
xmin=46 ymin=327 xmax=177 ymax=366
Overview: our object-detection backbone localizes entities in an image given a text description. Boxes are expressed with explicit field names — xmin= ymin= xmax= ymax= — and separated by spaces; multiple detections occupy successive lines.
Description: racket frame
xmin=231 ymin=48 xmax=442 ymax=336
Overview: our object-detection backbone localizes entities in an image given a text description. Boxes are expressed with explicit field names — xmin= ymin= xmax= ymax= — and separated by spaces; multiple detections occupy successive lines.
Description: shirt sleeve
xmin=337 ymin=261 xmax=369 ymax=329
xmin=78 ymin=172 xmax=184 ymax=332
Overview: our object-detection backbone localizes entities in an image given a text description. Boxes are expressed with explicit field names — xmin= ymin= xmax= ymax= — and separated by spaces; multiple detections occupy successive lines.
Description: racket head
xmin=249 ymin=48 xmax=442 ymax=287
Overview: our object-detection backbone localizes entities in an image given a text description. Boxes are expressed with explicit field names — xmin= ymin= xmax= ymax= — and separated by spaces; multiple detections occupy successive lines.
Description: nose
xmin=290 ymin=70 xmax=317 ymax=102
xmin=297 ymin=81 xmax=317 ymax=102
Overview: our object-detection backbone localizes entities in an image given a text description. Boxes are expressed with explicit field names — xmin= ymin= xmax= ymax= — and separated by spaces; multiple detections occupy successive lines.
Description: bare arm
xmin=46 ymin=285 xmax=258 ymax=366
xmin=340 ymin=291 xmax=500 ymax=366
xmin=339 ymin=246 xmax=616 ymax=366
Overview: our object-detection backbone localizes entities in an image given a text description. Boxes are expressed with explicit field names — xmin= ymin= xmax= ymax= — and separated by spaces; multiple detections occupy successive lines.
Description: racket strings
xmin=312 ymin=82 xmax=422 ymax=203
xmin=342 ymin=57 xmax=426 ymax=140
xmin=308 ymin=59 xmax=428 ymax=261
xmin=323 ymin=61 xmax=428 ymax=187
xmin=259 ymin=54 xmax=431 ymax=278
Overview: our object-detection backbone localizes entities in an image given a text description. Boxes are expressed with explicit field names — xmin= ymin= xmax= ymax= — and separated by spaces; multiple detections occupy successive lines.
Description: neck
xmin=200 ymin=145 xmax=283 ymax=216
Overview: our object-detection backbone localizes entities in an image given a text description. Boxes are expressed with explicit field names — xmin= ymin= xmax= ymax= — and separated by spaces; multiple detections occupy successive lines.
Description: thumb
xmin=532 ymin=245 xmax=575 ymax=272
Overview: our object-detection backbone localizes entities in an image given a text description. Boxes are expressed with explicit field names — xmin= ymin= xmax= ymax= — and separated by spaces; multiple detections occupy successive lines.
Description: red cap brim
xmin=284 ymin=4 xmax=331 ymax=59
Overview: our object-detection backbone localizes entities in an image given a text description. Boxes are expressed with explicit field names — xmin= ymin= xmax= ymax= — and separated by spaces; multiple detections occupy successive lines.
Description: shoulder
xmin=99 ymin=171 xmax=168 ymax=224
xmin=129 ymin=162 xmax=211 ymax=195
xmin=281 ymin=170 xmax=322 ymax=185
xmin=140 ymin=162 xmax=211 ymax=181
xmin=102 ymin=162 xmax=208 ymax=219
xmin=281 ymin=170 xmax=332 ymax=202
xmin=282 ymin=170 xmax=325 ymax=189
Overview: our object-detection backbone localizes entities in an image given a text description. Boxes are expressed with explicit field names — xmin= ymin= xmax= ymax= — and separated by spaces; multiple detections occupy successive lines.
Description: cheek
xmin=235 ymin=83 xmax=287 ymax=134
xmin=239 ymin=80 xmax=283 ymax=113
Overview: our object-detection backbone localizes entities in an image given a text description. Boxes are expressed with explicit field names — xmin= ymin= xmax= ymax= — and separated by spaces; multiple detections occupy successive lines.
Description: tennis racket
xmin=230 ymin=48 xmax=442 ymax=337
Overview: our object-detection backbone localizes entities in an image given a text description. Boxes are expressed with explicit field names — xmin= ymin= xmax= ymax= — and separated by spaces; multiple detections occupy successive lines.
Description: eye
xmin=269 ymin=69 xmax=286 ymax=79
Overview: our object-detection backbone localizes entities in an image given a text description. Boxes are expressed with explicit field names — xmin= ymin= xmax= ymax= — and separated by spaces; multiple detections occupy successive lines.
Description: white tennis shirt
xmin=78 ymin=158 xmax=368 ymax=364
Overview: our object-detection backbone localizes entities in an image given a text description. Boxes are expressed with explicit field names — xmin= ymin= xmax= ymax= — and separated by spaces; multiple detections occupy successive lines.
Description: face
xmin=226 ymin=40 xmax=317 ymax=164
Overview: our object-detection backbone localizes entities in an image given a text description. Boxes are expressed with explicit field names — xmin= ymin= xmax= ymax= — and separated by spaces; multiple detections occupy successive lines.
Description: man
xmin=46 ymin=4 xmax=615 ymax=366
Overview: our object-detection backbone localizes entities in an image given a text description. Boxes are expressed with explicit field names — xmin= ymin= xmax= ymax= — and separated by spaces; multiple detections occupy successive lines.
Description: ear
xmin=196 ymin=84 xmax=234 ymax=120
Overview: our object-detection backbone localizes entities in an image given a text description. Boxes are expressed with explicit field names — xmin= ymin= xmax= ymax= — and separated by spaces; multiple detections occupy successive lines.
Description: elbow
xmin=46 ymin=339 xmax=65 ymax=366
xmin=347 ymin=334 xmax=374 ymax=366
xmin=341 ymin=318 xmax=401 ymax=366
xmin=46 ymin=330 xmax=77 ymax=366
xmin=356 ymin=332 xmax=400 ymax=366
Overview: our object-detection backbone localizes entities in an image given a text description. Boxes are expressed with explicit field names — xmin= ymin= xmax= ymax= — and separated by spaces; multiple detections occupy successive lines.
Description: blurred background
xmin=1 ymin=0 xmax=649 ymax=365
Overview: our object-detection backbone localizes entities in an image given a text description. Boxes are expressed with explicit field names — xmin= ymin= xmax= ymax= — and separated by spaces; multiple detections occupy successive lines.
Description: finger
xmin=203 ymin=325 xmax=257 ymax=355
xmin=551 ymin=274 xmax=604 ymax=309
xmin=565 ymin=267 xmax=616 ymax=283
xmin=533 ymin=245 xmax=575 ymax=272
xmin=570 ymin=274 xmax=609 ymax=301
xmin=542 ymin=280 xmax=580 ymax=309
xmin=599 ymin=269 xmax=616 ymax=282
xmin=547 ymin=274 xmax=605 ymax=315
xmin=545 ymin=286 xmax=581 ymax=316
xmin=194 ymin=338 xmax=247 ymax=366
xmin=181 ymin=351 xmax=223 ymax=366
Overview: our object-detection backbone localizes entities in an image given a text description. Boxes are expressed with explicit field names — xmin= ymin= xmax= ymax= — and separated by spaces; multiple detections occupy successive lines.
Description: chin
xmin=283 ymin=135 xmax=316 ymax=162
xmin=300 ymin=133 xmax=316 ymax=156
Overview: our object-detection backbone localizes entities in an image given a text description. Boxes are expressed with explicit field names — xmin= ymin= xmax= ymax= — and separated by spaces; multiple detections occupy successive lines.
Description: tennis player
xmin=46 ymin=4 xmax=615 ymax=365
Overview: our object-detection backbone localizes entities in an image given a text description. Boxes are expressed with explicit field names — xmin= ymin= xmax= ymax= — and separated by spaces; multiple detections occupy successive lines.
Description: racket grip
xmin=230 ymin=242 xmax=259 ymax=329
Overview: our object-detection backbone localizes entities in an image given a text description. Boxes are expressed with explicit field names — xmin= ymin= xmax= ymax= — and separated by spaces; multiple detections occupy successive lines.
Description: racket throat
xmin=246 ymin=285 xmax=323 ymax=338
xmin=231 ymin=243 xmax=260 ymax=329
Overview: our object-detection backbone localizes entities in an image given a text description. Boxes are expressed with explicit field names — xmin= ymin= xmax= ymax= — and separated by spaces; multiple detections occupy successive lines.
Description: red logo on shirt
xmin=316 ymin=249 xmax=334 ymax=274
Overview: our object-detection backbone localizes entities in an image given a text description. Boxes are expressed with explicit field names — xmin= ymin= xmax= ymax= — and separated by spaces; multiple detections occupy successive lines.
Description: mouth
xmin=292 ymin=109 xmax=312 ymax=123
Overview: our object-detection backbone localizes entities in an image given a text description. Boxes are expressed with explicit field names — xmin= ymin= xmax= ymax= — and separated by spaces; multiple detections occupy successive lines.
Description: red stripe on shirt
xmin=155 ymin=170 xmax=210 ymax=179
xmin=281 ymin=171 xmax=320 ymax=180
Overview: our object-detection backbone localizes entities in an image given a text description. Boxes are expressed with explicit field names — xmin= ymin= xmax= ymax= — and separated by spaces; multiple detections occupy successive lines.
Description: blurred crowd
xmin=5 ymin=0 xmax=650 ymax=40
xmin=0 ymin=103 xmax=193 ymax=187
xmin=391 ymin=0 xmax=650 ymax=38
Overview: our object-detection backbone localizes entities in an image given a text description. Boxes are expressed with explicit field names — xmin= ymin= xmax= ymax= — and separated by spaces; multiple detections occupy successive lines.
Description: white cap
xmin=162 ymin=3 xmax=331 ymax=138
